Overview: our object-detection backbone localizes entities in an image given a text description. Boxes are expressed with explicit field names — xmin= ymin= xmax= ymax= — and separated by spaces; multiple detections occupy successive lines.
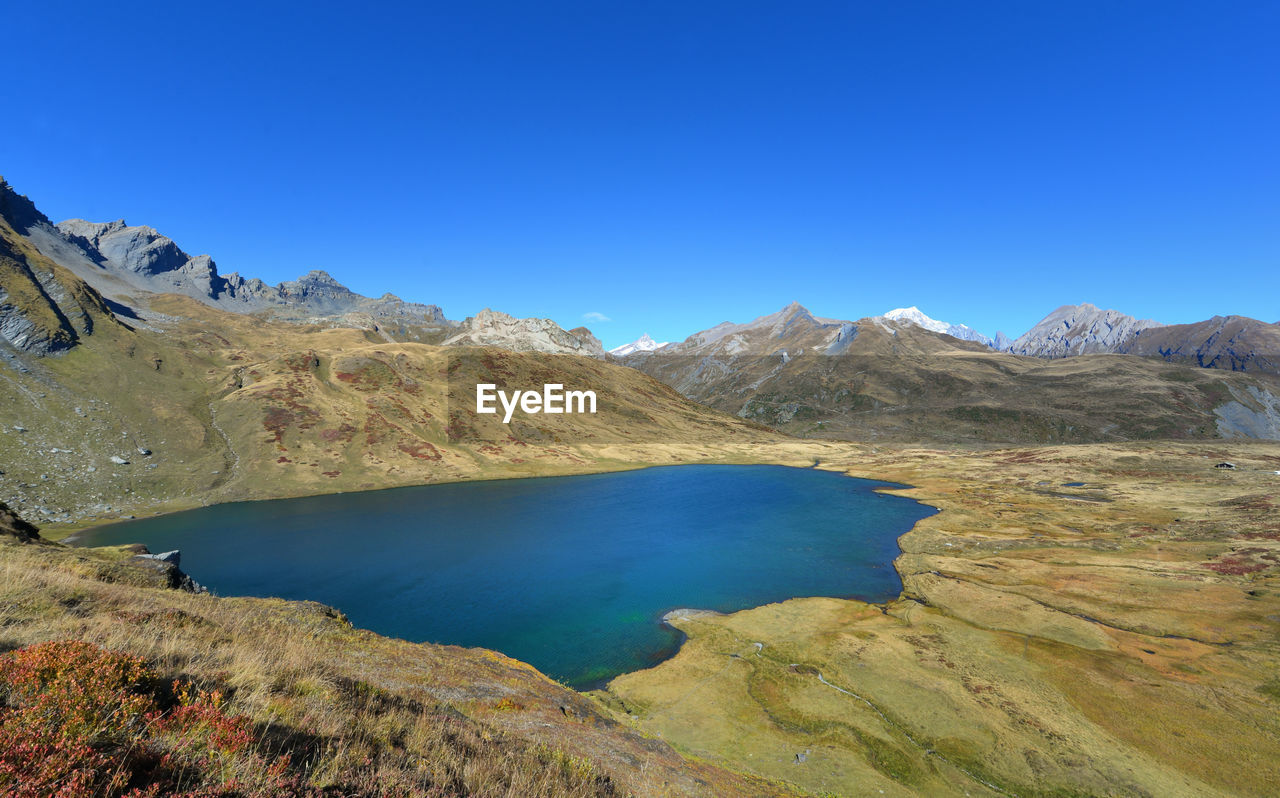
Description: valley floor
xmin=5 ymin=439 xmax=1279 ymax=796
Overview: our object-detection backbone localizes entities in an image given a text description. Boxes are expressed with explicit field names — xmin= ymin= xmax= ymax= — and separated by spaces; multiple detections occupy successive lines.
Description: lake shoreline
xmin=69 ymin=460 xmax=933 ymax=689
xmin=47 ymin=441 xmax=856 ymax=542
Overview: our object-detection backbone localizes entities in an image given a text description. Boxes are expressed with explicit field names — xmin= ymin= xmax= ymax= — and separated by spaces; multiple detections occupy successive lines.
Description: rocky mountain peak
xmin=747 ymin=302 xmax=826 ymax=335
xmin=883 ymin=306 xmax=931 ymax=324
xmin=296 ymin=269 xmax=345 ymax=287
xmin=1006 ymin=303 xmax=1164 ymax=358
xmin=278 ymin=270 xmax=357 ymax=301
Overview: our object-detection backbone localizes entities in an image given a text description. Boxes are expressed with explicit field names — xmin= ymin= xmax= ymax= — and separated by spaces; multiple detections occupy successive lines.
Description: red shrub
xmin=0 ymin=641 xmax=308 ymax=798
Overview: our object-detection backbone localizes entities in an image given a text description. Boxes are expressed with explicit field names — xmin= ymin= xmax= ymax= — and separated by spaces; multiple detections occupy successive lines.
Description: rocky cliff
xmin=0 ymin=179 xmax=121 ymax=358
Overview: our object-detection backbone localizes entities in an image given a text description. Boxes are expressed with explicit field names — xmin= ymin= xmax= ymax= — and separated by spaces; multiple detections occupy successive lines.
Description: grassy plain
xmin=603 ymin=442 xmax=1280 ymax=796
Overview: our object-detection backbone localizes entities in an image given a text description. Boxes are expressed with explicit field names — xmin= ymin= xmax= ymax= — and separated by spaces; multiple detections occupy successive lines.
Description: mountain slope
xmin=0 ymin=287 xmax=779 ymax=527
xmin=0 ymin=182 xmax=781 ymax=528
xmin=1116 ymin=314 xmax=1280 ymax=373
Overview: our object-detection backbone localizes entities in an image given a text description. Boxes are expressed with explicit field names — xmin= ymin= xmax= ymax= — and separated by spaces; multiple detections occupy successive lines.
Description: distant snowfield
xmin=878 ymin=306 xmax=993 ymax=347
xmin=609 ymin=333 xmax=670 ymax=356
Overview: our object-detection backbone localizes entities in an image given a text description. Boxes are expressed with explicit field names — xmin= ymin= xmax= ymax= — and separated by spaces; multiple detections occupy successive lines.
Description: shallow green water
xmin=76 ymin=465 xmax=934 ymax=687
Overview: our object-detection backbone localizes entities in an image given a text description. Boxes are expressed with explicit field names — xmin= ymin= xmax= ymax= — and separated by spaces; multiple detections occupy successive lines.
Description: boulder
xmin=136 ymin=549 xmax=181 ymax=567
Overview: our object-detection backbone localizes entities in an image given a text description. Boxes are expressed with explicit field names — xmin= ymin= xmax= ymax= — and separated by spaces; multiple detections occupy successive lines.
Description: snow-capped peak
xmin=879 ymin=307 xmax=993 ymax=347
xmin=883 ymin=306 xmax=949 ymax=333
xmin=609 ymin=333 xmax=670 ymax=356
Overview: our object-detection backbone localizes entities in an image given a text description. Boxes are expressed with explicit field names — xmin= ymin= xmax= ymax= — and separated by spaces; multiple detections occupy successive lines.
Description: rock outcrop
xmin=0 ymin=500 xmax=42 ymax=543
xmin=1214 ymin=385 xmax=1280 ymax=439
xmin=130 ymin=547 xmax=205 ymax=592
xmin=443 ymin=309 xmax=604 ymax=357
xmin=58 ymin=219 xmax=197 ymax=277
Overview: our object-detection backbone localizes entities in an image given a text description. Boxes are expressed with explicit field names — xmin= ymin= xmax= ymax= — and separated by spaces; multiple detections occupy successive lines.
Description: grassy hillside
xmin=0 ymin=284 xmax=782 ymax=532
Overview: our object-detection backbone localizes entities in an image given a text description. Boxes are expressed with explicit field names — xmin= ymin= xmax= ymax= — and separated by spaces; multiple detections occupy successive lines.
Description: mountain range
xmin=9 ymin=173 xmax=1275 ymax=373
xmin=615 ymin=301 xmax=1280 ymax=443
xmin=4 ymin=172 xmax=1279 ymax=468
xmin=2 ymin=178 xmax=610 ymax=358
xmin=614 ymin=301 xmax=1280 ymax=375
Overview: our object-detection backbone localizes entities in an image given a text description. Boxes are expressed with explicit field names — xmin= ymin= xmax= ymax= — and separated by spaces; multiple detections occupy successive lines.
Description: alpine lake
xmin=75 ymin=465 xmax=936 ymax=688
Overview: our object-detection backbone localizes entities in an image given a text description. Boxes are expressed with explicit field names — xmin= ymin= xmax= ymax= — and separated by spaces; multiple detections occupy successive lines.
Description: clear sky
xmin=3 ymin=1 xmax=1276 ymax=349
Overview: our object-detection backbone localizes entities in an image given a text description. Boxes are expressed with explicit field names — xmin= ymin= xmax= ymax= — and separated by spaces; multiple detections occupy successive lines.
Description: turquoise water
xmin=75 ymin=465 xmax=934 ymax=688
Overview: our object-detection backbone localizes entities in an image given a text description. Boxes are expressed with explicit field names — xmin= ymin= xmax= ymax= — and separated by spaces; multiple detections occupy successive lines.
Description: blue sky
xmin=3 ymin=1 xmax=1276 ymax=349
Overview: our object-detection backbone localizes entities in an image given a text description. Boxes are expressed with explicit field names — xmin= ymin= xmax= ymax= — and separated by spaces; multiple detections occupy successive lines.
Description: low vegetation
xmin=0 ymin=521 xmax=794 ymax=797
xmin=0 ymin=640 xmax=301 ymax=797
